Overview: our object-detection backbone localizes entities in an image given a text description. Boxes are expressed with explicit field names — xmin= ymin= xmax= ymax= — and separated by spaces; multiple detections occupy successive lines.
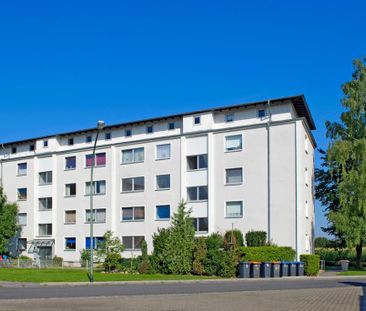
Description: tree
xmin=324 ymin=57 xmax=366 ymax=269
xmin=152 ymin=200 xmax=195 ymax=274
xmin=0 ymin=187 xmax=18 ymax=254
xmin=314 ymin=237 xmax=331 ymax=248
xmin=96 ymin=231 xmax=125 ymax=272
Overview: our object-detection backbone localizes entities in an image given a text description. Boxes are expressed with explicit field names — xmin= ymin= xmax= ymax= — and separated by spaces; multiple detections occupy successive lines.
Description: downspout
xmin=266 ymin=101 xmax=272 ymax=243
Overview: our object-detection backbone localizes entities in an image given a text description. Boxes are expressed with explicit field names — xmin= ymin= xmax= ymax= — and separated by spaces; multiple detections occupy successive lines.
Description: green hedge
xmin=315 ymin=247 xmax=366 ymax=266
xmin=245 ymin=231 xmax=267 ymax=247
xmin=300 ymin=254 xmax=320 ymax=276
xmin=240 ymin=246 xmax=295 ymax=262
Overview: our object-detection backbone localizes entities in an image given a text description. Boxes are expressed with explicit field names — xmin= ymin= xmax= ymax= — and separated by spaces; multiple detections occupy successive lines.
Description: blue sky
xmin=0 ymin=1 xmax=365 ymax=237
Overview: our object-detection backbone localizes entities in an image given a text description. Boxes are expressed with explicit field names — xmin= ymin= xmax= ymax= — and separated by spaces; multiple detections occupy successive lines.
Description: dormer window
xmin=258 ymin=109 xmax=266 ymax=118
xmin=125 ymin=129 xmax=132 ymax=137
xmin=43 ymin=140 xmax=48 ymax=148
xmin=168 ymin=122 xmax=175 ymax=130
xmin=194 ymin=116 xmax=201 ymax=125
xmin=86 ymin=136 xmax=92 ymax=143
xmin=146 ymin=126 xmax=153 ymax=134
xmin=68 ymin=138 xmax=74 ymax=146
xmin=105 ymin=132 xmax=111 ymax=140
xmin=225 ymin=114 xmax=234 ymax=122
xmin=11 ymin=147 xmax=17 ymax=154
xmin=29 ymin=144 xmax=35 ymax=151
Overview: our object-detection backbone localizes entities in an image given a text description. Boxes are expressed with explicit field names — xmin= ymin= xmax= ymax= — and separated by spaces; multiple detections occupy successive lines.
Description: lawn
xmin=337 ymin=269 xmax=366 ymax=276
xmin=0 ymin=268 xmax=218 ymax=283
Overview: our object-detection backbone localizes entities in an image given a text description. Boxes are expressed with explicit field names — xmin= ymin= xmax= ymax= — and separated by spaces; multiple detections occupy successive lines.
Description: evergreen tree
xmin=0 ymin=187 xmax=18 ymax=254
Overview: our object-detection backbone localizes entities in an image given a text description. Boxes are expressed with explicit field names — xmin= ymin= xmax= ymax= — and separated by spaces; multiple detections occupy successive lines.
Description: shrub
xmin=192 ymin=237 xmax=207 ymax=275
xmin=119 ymin=257 xmax=139 ymax=273
xmin=97 ymin=231 xmax=125 ymax=272
xmin=52 ymin=256 xmax=63 ymax=267
xmin=300 ymin=254 xmax=320 ymax=276
xmin=80 ymin=249 xmax=91 ymax=267
xmin=240 ymin=246 xmax=295 ymax=262
xmin=19 ymin=255 xmax=32 ymax=261
xmin=245 ymin=231 xmax=267 ymax=247
xmin=224 ymin=230 xmax=244 ymax=250
xmin=216 ymin=250 xmax=238 ymax=278
xmin=138 ymin=240 xmax=152 ymax=274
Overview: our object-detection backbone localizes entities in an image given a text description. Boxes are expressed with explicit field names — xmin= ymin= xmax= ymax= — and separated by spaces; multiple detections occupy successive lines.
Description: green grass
xmin=337 ymin=269 xmax=366 ymax=276
xmin=0 ymin=268 xmax=219 ymax=283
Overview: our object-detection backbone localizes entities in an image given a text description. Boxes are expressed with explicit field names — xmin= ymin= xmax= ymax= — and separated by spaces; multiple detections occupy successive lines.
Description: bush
xmin=315 ymin=247 xmax=366 ymax=266
xmin=216 ymin=250 xmax=238 ymax=278
xmin=52 ymin=256 xmax=63 ymax=267
xmin=245 ymin=231 xmax=267 ymax=247
xmin=240 ymin=246 xmax=295 ymax=262
xmin=19 ymin=255 xmax=32 ymax=261
xmin=224 ymin=230 xmax=244 ymax=250
xmin=192 ymin=237 xmax=207 ymax=275
xmin=138 ymin=241 xmax=152 ymax=274
xmin=203 ymin=233 xmax=224 ymax=276
xmin=300 ymin=254 xmax=320 ymax=276
xmin=119 ymin=257 xmax=139 ymax=273
xmin=80 ymin=249 xmax=90 ymax=267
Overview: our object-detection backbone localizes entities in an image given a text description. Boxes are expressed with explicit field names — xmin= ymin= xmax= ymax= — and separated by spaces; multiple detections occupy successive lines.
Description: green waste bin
xmin=280 ymin=262 xmax=289 ymax=277
xmin=260 ymin=262 xmax=271 ymax=278
xmin=250 ymin=262 xmax=261 ymax=278
xmin=239 ymin=262 xmax=250 ymax=278
xmin=288 ymin=262 xmax=297 ymax=276
xmin=271 ymin=262 xmax=281 ymax=277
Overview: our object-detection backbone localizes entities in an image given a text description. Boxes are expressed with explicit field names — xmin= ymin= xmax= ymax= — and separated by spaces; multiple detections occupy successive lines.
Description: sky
xmin=0 ymin=0 xmax=365 ymax=237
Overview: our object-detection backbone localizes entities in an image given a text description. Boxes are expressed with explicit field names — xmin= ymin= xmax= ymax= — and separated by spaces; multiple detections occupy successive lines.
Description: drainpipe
xmin=266 ymin=101 xmax=272 ymax=244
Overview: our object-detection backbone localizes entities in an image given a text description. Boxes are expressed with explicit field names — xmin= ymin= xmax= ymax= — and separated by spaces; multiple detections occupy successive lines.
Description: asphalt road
xmin=1 ymin=277 xmax=366 ymax=300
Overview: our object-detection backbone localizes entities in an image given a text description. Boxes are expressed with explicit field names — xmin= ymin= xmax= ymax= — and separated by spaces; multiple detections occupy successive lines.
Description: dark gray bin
xmin=271 ymin=262 xmax=281 ymax=277
xmin=296 ymin=262 xmax=304 ymax=276
xmin=280 ymin=262 xmax=289 ymax=277
xmin=250 ymin=262 xmax=261 ymax=278
xmin=288 ymin=262 xmax=297 ymax=276
xmin=260 ymin=262 xmax=271 ymax=278
xmin=239 ymin=262 xmax=250 ymax=278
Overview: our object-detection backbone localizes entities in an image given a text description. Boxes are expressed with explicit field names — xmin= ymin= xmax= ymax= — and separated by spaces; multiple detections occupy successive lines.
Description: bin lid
xmin=249 ymin=261 xmax=261 ymax=264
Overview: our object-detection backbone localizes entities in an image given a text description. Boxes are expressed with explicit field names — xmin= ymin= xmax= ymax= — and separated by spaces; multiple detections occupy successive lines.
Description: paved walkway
xmin=0 ymin=287 xmax=363 ymax=311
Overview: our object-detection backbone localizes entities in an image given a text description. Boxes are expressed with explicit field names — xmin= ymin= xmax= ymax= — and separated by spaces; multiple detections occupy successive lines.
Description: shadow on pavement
xmin=340 ymin=282 xmax=366 ymax=311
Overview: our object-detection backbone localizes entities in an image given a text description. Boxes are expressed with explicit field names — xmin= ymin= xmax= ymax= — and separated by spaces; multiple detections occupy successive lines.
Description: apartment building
xmin=0 ymin=95 xmax=316 ymax=264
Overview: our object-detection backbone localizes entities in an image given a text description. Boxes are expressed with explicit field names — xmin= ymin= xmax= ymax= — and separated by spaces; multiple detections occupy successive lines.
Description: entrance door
xmin=38 ymin=247 xmax=52 ymax=260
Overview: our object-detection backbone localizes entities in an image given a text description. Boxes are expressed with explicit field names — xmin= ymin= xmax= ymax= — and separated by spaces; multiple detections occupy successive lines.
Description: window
xmin=86 ymin=135 xmax=92 ymax=143
xmin=43 ymin=140 xmax=48 ymax=147
xmin=146 ymin=125 xmax=153 ymax=134
xmin=122 ymin=177 xmax=144 ymax=192
xmin=85 ymin=180 xmax=106 ymax=195
xmin=122 ymin=236 xmax=145 ymax=250
xmin=156 ymin=205 xmax=170 ymax=220
xmin=187 ymin=154 xmax=208 ymax=170
xmin=65 ymin=156 xmax=76 ymax=170
xmin=17 ymin=163 xmax=27 ymax=176
xmin=125 ymin=129 xmax=132 ymax=137
xmin=39 ymin=171 xmax=52 ymax=185
xmin=258 ymin=109 xmax=266 ymax=118
xmin=65 ymin=237 xmax=76 ymax=250
xmin=17 ymin=238 xmax=27 ymax=251
xmin=187 ymin=186 xmax=208 ymax=201
xmin=168 ymin=122 xmax=175 ymax=130
xmin=156 ymin=144 xmax=171 ymax=160
xmin=85 ymin=152 xmax=106 ymax=167
xmin=192 ymin=218 xmax=208 ymax=233
xmin=39 ymin=224 xmax=52 ymax=236
xmin=122 ymin=147 xmax=144 ymax=164
xmin=17 ymin=188 xmax=27 ymax=201
xmin=17 ymin=213 xmax=27 ymax=226
xmin=105 ymin=132 xmax=111 ymax=140
xmin=11 ymin=147 xmax=16 ymax=154
xmin=85 ymin=208 xmax=106 ymax=223
xmin=39 ymin=197 xmax=52 ymax=210
xmin=156 ymin=174 xmax=170 ymax=190
xmin=85 ymin=237 xmax=104 ymax=250
xmin=225 ymin=114 xmax=234 ymax=122
xmin=225 ymin=135 xmax=242 ymax=151
xmin=65 ymin=183 xmax=76 ymax=197
xmin=68 ymin=138 xmax=74 ymax=146
xmin=226 ymin=168 xmax=243 ymax=184
xmin=29 ymin=144 xmax=35 ymax=151
xmin=226 ymin=201 xmax=243 ymax=218
xmin=194 ymin=116 xmax=201 ymax=125
xmin=65 ymin=210 xmax=76 ymax=224
xmin=122 ymin=206 xmax=145 ymax=221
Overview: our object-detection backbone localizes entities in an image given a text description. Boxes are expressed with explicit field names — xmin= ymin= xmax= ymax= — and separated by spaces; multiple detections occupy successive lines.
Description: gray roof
xmin=1 ymin=94 xmax=315 ymax=147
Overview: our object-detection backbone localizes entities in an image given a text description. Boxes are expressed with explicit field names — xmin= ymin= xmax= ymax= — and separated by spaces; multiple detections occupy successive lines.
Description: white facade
xmin=0 ymin=95 xmax=316 ymax=264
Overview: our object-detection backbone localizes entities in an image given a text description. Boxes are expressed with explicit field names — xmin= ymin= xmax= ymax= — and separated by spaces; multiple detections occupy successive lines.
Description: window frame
xmin=225 ymin=167 xmax=243 ymax=185
xmin=192 ymin=217 xmax=208 ymax=233
xmin=121 ymin=147 xmax=145 ymax=164
xmin=39 ymin=197 xmax=53 ymax=210
xmin=125 ymin=129 xmax=132 ymax=137
xmin=156 ymin=174 xmax=171 ymax=190
xmin=17 ymin=213 xmax=27 ymax=226
xmin=225 ymin=201 xmax=243 ymax=218
xmin=39 ymin=171 xmax=53 ymax=185
xmin=155 ymin=204 xmax=171 ymax=220
xmin=156 ymin=144 xmax=171 ymax=160
xmin=225 ymin=113 xmax=234 ymax=122
xmin=64 ymin=210 xmax=77 ymax=224
xmin=65 ymin=156 xmax=76 ymax=170
xmin=85 ymin=208 xmax=107 ymax=224
xmin=85 ymin=152 xmax=106 ymax=168
xmin=65 ymin=183 xmax=77 ymax=197
xmin=105 ymin=132 xmax=112 ymax=140
xmin=121 ymin=176 xmax=145 ymax=193
xmin=85 ymin=236 xmax=104 ymax=250
xmin=193 ymin=116 xmax=201 ymax=125
xmin=187 ymin=186 xmax=208 ymax=202
xmin=65 ymin=237 xmax=76 ymax=251
xmin=258 ymin=109 xmax=266 ymax=118
xmin=68 ymin=138 xmax=74 ymax=146
xmin=146 ymin=125 xmax=154 ymax=134
xmin=187 ymin=154 xmax=208 ymax=171
xmin=225 ymin=134 xmax=243 ymax=152
xmin=17 ymin=188 xmax=27 ymax=201
xmin=85 ymin=180 xmax=106 ymax=195
xmin=122 ymin=236 xmax=145 ymax=251
xmin=168 ymin=122 xmax=175 ymax=130
xmin=121 ymin=206 xmax=145 ymax=222
xmin=38 ymin=223 xmax=52 ymax=236
xmin=17 ymin=162 xmax=27 ymax=176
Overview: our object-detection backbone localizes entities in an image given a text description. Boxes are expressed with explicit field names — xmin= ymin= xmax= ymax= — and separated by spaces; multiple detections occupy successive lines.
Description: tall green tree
xmin=0 ymin=187 xmax=19 ymax=254
xmin=324 ymin=57 xmax=366 ymax=268
xmin=96 ymin=231 xmax=125 ymax=271
xmin=152 ymin=200 xmax=195 ymax=274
